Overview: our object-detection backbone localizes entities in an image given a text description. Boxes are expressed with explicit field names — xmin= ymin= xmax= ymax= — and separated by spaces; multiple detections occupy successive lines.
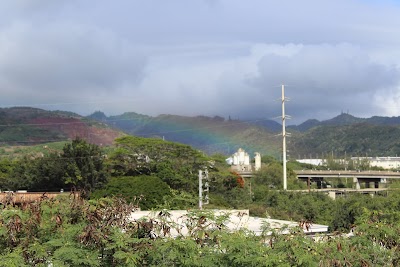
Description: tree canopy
xmin=1 ymin=138 xmax=107 ymax=192
xmin=91 ymin=175 xmax=172 ymax=210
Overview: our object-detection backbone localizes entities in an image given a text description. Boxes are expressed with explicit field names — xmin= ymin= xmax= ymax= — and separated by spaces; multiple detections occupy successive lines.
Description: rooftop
xmin=129 ymin=209 xmax=329 ymax=238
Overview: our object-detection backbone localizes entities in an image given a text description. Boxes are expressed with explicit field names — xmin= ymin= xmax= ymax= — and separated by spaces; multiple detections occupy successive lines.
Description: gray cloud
xmin=1 ymin=0 xmax=400 ymax=123
xmin=245 ymin=43 xmax=400 ymax=122
xmin=0 ymin=22 xmax=146 ymax=108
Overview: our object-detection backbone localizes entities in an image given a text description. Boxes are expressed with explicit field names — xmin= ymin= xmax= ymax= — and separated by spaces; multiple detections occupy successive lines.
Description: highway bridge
xmin=295 ymin=170 xmax=400 ymax=190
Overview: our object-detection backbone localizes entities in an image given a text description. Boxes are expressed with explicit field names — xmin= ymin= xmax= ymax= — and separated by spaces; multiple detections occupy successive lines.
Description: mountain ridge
xmin=3 ymin=107 xmax=400 ymax=158
xmin=86 ymin=111 xmax=400 ymax=157
xmin=89 ymin=112 xmax=281 ymax=155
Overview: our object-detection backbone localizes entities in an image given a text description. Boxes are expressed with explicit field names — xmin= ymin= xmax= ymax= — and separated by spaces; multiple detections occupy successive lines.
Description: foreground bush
xmin=1 ymin=196 xmax=400 ymax=266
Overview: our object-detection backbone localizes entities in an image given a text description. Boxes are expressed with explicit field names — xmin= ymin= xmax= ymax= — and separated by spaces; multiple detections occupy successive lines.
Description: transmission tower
xmin=281 ymin=84 xmax=290 ymax=190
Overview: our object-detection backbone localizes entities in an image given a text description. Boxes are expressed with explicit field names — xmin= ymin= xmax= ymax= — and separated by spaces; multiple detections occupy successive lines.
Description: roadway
xmin=295 ymin=170 xmax=400 ymax=179
xmin=294 ymin=169 xmax=400 ymax=191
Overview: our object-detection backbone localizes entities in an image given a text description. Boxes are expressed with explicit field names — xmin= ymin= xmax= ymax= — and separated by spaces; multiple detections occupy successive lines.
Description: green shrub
xmin=92 ymin=175 xmax=172 ymax=210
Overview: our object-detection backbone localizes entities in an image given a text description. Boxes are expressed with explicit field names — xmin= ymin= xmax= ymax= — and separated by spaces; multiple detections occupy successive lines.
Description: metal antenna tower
xmin=281 ymin=84 xmax=290 ymax=190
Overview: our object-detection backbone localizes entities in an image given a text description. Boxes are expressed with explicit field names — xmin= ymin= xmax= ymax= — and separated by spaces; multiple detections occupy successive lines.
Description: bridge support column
xmin=380 ymin=179 xmax=387 ymax=188
xmin=353 ymin=177 xmax=360 ymax=190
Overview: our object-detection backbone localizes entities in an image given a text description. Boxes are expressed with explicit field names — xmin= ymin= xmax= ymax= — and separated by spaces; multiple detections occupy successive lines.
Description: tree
xmin=7 ymin=155 xmax=66 ymax=192
xmin=253 ymin=162 xmax=305 ymax=190
xmin=92 ymin=175 xmax=172 ymax=210
xmin=254 ymin=164 xmax=282 ymax=189
xmin=63 ymin=138 xmax=108 ymax=191
xmin=27 ymin=154 xmax=66 ymax=191
xmin=109 ymin=136 xmax=209 ymax=191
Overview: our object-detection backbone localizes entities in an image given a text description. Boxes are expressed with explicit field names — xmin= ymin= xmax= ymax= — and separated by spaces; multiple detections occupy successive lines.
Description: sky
xmin=1 ymin=0 xmax=400 ymax=124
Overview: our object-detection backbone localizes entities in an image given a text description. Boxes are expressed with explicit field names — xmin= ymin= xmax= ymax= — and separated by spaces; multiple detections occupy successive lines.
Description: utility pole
xmin=198 ymin=169 xmax=209 ymax=209
xmin=199 ymin=170 xmax=203 ymax=209
xmin=281 ymin=84 xmax=289 ymax=190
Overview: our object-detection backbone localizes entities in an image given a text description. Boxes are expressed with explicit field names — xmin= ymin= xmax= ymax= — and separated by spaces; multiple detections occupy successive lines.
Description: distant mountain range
xmin=3 ymin=107 xmax=400 ymax=158
xmin=288 ymin=113 xmax=400 ymax=132
xmin=87 ymin=111 xmax=400 ymax=158
xmin=287 ymin=113 xmax=400 ymax=158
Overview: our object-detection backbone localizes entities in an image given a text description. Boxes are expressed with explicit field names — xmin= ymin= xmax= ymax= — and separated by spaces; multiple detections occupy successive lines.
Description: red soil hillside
xmin=29 ymin=117 xmax=123 ymax=146
xmin=0 ymin=107 xmax=124 ymax=146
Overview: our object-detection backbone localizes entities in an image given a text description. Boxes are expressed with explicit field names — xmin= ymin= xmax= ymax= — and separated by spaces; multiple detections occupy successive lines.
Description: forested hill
xmin=288 ymin=113 xmax=400 ymax=132
xmin=89 ymin=111 xmax=400 ymax=158
xmin=290 ymin=123 xmax=400 ymax=158
xmin=287 ymin=113 xmax=400 ymax=158
xmin=3 ymin=107 xmax=400 ymax=158
xmin=87 ymin=111 xmax=282 ymax=156
xmin=0 ymin=107 xmax=124 ymax=146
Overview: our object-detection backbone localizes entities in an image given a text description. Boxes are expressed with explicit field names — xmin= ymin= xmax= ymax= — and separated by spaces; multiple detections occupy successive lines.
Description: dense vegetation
xmin=0 ymin=136 xmax=398 ymax=231
xmin=2 ymin=135 xmax=400 ymax=265
xmin=291 ymin=123 xmax=400 ymax=158
xmin=0 ymin=139 xmax=107 ymax=192
xmin=1 ymin=194 xmax=400 ymax=266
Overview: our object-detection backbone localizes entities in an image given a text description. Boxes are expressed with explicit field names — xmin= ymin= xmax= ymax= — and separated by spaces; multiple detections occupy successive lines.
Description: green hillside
xmin=88 ymin=112 xmax=283 ymax=157
xmin=89 ymin=110 xmax=400 ymax=158
xmin=4 ymin=107 xmax=400 ymax=159
xmin=290 ymin=123 xmax=400 ymax=158
xmin=289 ymin=113 xmax=400 ymax=132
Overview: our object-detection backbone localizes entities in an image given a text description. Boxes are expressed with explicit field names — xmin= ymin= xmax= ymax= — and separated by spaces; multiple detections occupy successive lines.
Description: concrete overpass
xmin=290 ymin=188 xmax=390 ymax=199
xmin=236 ymin=171 xmax=253 ymax=178
xmin=295 ymin=170 xmax=400 ymax=189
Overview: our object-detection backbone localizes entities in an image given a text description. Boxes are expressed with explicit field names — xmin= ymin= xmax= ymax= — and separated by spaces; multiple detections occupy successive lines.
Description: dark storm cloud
xmin=246 ymin=44 xmax=400 ymax=122
xmin=174 ymin=43 xmax=400 ymax=124
xmin=1 ymin=0 xmax=400 ymax=122
xmin=0 ymin=22 xmax=146 ymax=107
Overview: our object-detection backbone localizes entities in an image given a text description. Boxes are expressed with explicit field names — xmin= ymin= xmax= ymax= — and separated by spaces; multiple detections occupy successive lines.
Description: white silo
xmin=233 ymin=153 xmax=239 ymax=165
xmin=255 ymin=152 xmax=261 ymax=171
xmin=244 ymin=152 xmax=250 ymax=165
xmin=238 ymin=148 xmax=245 ymax=165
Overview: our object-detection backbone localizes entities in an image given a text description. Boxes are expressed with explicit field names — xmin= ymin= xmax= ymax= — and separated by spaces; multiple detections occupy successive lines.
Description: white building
xmin=352 ymin=157 xmax=400 ymax=170
xmin=227 ymin=148 xmax=262 ymax=172
xmin=129 ymin=210 xmax=328 ymax=237
xmin=296 ymin=159 xmax=324 ymax=166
